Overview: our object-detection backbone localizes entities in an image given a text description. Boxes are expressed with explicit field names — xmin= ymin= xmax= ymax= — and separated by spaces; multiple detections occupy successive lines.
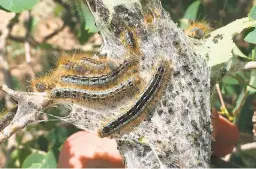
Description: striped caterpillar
xmin=61 ymin=55 xmax=111 ymax=75
xmin=32 ymin=54 xmax=115 ymax=92
xmin=98 ymin=60 xmax=171 ymax=137
xmin=60 ymin=59 xmax=137 ymax=86
xmin=51 ymin=76 xmax=140 ymax=100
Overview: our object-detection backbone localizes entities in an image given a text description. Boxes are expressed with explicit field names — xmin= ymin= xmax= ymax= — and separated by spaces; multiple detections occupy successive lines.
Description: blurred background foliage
xmin=0 ymin=0 xmax=256 ymax=168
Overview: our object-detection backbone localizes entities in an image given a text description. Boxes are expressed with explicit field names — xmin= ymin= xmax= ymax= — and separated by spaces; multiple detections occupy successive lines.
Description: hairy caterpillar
xmin=61 ymin=59 xmax=137 ymax=86
xmin=185 ymin=21 xmax=211 ymax=39
xmin=98 ymin=60 xmax=171 ymax=137
xmin=51 ymin=76 xmax=140 ymax=100
xmin=32 ymin=53 xmax=112 ymax=92
xmin=60 ymin=54 xmax=111 ymax=75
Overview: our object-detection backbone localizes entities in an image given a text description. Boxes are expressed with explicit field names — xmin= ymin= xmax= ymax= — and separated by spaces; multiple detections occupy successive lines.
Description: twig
xmin=0 ymin=85 xmax=51 ymax=144
xmin=252 ymin=101 xmax=256 ymax=138
xmin=233 ymin=88 xmax=248 ymax=116
xmin=23 ymin=11 xmax=36 ymax=87
xmin=216 ymin=83 xmax=226 ymax=110
xmin=234 ymin=142 xmax=256 ymax=153
xmin=42 ymin=1 xmax=74 ymax=43
xmin=239 ymin=132 xmax=255 ymax=143
xmin=227 ymin=73 xmax=256 ymax=90
xmin=0 ymin=107 xmax=17 ymax=131
xmin=8 ymin=35 xmax=39 ymax=47
xmin=8 ymin=34 xmax=83 ymax=54
xmin=0 ymin=14 xmax=17 ymax=110
xmin=42 ymin=23 xmax=66 ymax=42
xmin=243 ymin=61 xmax=256 ymax=70
xmin=211 ymin=156 xmax=241 ymax=168
xmin=24 ymin=11 xmax=32 ymax=64
xmin=0 ymin=18 xmax=14 ymax=90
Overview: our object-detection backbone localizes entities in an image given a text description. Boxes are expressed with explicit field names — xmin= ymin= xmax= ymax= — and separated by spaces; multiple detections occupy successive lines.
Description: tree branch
xmin=0 ymin=85 xmax=51 ymax=144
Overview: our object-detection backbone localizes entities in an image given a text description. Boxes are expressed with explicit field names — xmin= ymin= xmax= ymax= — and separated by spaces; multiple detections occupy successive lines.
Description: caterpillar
xmin=60 ymin=59 xmax=137 ymax=86
xmin=98 ymin=60 xmax=170 ymax=137
xmin=50 ymin=76 xmax=140 ymax=100
xmin=125 ymin=30 xmax=136 ymax=49
xmin=185 ymin=21 xmax=211 ymax=39
xmin=60 ymin=54 xmax=111 ymax=75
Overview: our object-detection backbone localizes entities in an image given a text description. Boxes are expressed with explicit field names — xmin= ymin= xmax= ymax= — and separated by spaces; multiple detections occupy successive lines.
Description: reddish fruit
xmin=57 ymin=131 xmax=125 ymax=168
xmin=211 ymin=111 xmax=239 ymax=157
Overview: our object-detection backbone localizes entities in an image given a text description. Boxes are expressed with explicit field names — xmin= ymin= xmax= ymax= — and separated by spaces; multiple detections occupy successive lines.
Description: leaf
xmin=235 ymin=94 xmax=254 ymax=133
xmin=232 ymin=45 xmax=248 ymax=59
xmin=12 ymin=76 xmax=20 ymax=90
xmin=0 ymin=0 xmax=39 ymax=13
xmin=22 ymin=151 xmax=57 ymax=168
xmin=29 ymin=163 xmax=42 ymax=168
xmin=221 ymin=76 xmax=239 ymax=85
xmin=179 ymin=18 xmax=190 ymax=30
xmin=75 ymin=0 xmax=98 ymax=33
xmin=183 ymin=1 xmax=201 ymax=21
xmin=22 ymin=152 xmax=46 ymax=168
xmin=0 ymin=5 xmax=11 ymax=12
xmin=82 ymin=2 xmax=98 ymax=33
xmin=248 ymin=5 xmax=256 ymax=21
xmin=199 ymin=18 xmax=256 ymax=67
xmin=247 ymin=70 xmax=256 ymax=94
xmin=41 ymin=151 xmax=57 ymax=168
xmin=244 ymin=28 xmax=256 ymax=44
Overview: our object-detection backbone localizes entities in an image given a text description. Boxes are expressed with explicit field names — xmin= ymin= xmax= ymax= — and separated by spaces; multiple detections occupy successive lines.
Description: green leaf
xmin=29 ymin=163 xmax=42 ymax=168
xmin=245 ymin=28 xmax=256 ymax=44
xmin=0 ymin=5 xmax=11 ymax=12
xmin=248 ymin=5 xmax=256 ymax=21
xmin=12 ymin=76 xmax=20 ymax=90
xmin=183 ymin=1 xmax=201 ymax=21
xmin=0 ymin=0 xmax=39 ymax=13
xmin=41 ymin=151 xmax=57 ymax=168
xmin=221 ymin=76 xmax=239 ymax=85
xmin=179 ymin=18 xmax=190 ymax=30
xmin=22 ymin=152 xmax=46 ymax=168
xmin=75 ymin=0 xmax=98 ymax=33
xmin=235 ymin=94 xmax=254 ymax=133
xmin=22 ymin=151 xmax=57 ymax=168
xmin=247 ymin=70 xmax=256 ymax=94
xmin=82 ymin=2 xmax=98 ymax=33
xmin=199 ymin=18 xmax=256 ymax=67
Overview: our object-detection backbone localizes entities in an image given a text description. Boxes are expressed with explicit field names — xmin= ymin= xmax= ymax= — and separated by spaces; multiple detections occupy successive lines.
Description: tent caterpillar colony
xmin=98 ymin=60 xmax=171 ymax=137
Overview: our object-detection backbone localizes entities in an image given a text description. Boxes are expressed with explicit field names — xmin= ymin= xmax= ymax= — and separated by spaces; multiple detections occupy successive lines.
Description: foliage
xmin=0 ymin=0 xmax=39 ymax=13
xmin=245 ymin=5 xmax=256 ymax=44
xmin=248 ymin=4 xmax=256 ymax=21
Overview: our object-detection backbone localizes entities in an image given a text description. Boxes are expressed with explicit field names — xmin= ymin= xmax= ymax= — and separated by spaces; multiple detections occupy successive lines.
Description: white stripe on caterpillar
xmin=60 ymin=60 xmax=135 ymax=86
xmin=51 ymin=76 xmax=139 ymax=100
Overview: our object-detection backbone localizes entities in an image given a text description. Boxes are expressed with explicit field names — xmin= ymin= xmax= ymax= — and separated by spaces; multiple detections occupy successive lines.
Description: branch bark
xmin=0 ymin=85 xmax=51 ymax=144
